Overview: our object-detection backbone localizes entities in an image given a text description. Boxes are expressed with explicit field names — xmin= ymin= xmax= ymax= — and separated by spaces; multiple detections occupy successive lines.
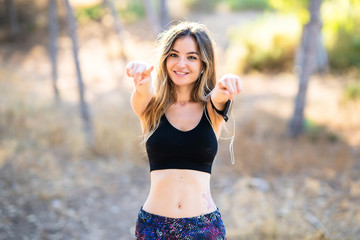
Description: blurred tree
xmin=103 ymin=0 xmax=128 ymax=59
xmin=63 ymin=0 xmax=95 ymax=147
xmin=289 ymin=0 xmax=323 ymax=137
xmin=49 ymin=0 xmax=60 ymax=103
xmin=183 ymin=0 xmax=218 ymax=12
xmin=142 ymin=0 xmax=160 ymax=36
xmin=103 ymin=0 xmax=129 ymax=85
xmin=5 ymin=0 xmax=19 ymax=38
xmin=159 ymin=0 xmax=169 ymax=30
xmin=269 ymin=0 xmax=328 ymax=73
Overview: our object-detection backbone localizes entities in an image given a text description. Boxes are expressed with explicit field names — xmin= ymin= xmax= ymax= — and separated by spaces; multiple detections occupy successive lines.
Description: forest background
xmin=0 ymin=0 xmax=359 ymax=239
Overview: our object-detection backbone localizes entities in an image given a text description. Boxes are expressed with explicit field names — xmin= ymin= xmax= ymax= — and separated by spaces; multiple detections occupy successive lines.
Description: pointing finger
xmin=126 ymin=67 xmax=132 ymax=77
xmin=125 ymin=62 xmax=134 ymax=71
xmin=236 ymin=78 xmax=242 ymax=93
xmin=132 ymin=65 xmax=142 ymax=75
xmin=227 ymin=79 xmax=236 ymax=94
xmin=143 ymin=66 xmax=154 ymax=77
xmin=126 ymin=63 xmax=134 ymax=77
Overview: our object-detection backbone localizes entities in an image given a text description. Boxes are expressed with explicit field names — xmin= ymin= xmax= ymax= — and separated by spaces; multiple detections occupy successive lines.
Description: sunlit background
xmin=0 ymin=0 xmax=359 ymax=239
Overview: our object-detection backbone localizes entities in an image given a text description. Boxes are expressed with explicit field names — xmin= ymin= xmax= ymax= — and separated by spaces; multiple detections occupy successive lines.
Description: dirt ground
xmin=1 ymin=10 xmax=360 ymax=240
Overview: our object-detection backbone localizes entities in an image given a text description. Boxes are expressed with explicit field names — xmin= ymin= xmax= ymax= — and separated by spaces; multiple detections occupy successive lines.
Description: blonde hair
xmin=143 ymin=21 xmax=217 ymax=140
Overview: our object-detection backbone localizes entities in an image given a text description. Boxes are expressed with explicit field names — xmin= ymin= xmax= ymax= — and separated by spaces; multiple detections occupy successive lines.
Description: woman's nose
xmin=177 ymin=57 xmax=186 ymax=67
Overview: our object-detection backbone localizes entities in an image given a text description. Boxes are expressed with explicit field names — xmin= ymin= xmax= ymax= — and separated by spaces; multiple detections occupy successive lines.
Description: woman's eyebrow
xmin=171 ymin=49 xmax=199 ymax=55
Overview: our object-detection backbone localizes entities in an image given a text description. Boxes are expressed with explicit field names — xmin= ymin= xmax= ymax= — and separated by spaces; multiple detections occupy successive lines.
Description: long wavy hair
xmin=143 ymin=22 xmax=217 ymax=140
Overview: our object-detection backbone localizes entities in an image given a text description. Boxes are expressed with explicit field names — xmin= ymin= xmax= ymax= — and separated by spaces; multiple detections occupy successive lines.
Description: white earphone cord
xmin=205 ymin=101 xmax=236 ymax=165
xmin=219 ymin=112 xmax=236 ymax=165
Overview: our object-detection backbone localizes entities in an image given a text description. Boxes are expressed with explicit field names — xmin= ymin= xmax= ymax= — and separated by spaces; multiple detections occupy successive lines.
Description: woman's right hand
xmin=126 ymin=61 xmax=154 ymax=120
xmin=126 ymin=61 xmax=154 ymax=94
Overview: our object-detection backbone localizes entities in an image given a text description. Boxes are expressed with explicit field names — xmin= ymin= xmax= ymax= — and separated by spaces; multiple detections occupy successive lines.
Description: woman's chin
xmin=170 ymin=78 xmax=197 ymax=87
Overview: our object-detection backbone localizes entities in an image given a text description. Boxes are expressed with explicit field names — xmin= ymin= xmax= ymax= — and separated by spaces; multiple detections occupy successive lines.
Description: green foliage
xmin=226 ymin=14 xmax=302 ymax=73
xmin=74 ymin=0 xmax=145 ymax=24
xmin=229 ymin=0 xmax=360 ymax=72
xmin=183 ymin=0 xmax=269 ymax=12
xmin=322 ymin=0 xmax=360 ymax=71
xmin=76 ymin=4 xmax=105 ymax=22
xmin=183 ymin=0 xmax=220 ymax=12
xmin=118 ymin=0 xmax=145 ymax=23
xmin=269 ymin=0 xmax=360 ymax=71
xmin=343 ymin=81 xmax=360 ymax=102
xmin=268 ymin=0 xmax=309 ymax=24
xmin=224 ymin=0 xmax=270 ymax=11
xmin=305 ymin=118 xmax=338 ymax=143
xmin=305 ymin=118 xmax=322 ymax=133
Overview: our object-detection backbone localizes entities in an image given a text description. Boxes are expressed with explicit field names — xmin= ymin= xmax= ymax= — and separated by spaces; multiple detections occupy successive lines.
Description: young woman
xmin=126 ymin=21 xmax=242 ymax=239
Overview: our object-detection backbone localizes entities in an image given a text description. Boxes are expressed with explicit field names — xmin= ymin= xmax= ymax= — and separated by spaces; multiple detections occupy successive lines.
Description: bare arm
xmin=126 ymin=61 xmax=154 ymax=130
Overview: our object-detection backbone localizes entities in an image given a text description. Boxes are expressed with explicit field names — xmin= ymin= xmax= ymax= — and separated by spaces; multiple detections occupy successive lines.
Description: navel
xmin=177 ymin=202 xmax=182 ymax=209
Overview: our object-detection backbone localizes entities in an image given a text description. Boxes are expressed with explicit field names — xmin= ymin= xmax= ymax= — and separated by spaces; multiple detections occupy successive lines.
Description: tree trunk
xmin=160 ymin=0 xmax=170 ymax=30
xmin=49 ymin=0 xmax=60 ymax=103
xmin=295 ymin=25 xmax=328 ymax=75
xmin=63 ymin=0 xmax=95 ymax=147
xmin=289 ymin=0 xmax=323 ymax=137
xmin=6 ymin=0 xmax=19 ymax=38
xmin=142 ymin=0 xmax=160 ymax=36
xmin=315 ymin=33 xmax=328 ymax=74
xmin=103 ymin=0 xmax=128 ymax=60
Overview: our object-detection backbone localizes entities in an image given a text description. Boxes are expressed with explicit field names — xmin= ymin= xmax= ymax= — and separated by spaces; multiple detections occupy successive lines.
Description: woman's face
xmin=166 ymin=36 xmax=203 ymax=88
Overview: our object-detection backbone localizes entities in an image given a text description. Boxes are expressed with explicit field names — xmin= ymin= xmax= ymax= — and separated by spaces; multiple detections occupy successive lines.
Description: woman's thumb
xmin=143 ymin=66 xmax=154 ymax=77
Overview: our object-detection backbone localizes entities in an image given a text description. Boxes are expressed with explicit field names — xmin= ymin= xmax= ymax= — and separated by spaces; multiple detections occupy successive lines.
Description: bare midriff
xmin=142 ymin=169 xmax=217 ymax=218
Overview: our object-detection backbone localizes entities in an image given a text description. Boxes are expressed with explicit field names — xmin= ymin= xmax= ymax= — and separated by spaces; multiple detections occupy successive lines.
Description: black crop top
xmin=145 ymin=107 xmax=218 ymax=174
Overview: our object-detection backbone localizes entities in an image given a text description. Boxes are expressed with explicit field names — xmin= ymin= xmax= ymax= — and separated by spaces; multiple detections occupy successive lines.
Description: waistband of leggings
xmin=137 ymin=207 xmax=222 ymax=227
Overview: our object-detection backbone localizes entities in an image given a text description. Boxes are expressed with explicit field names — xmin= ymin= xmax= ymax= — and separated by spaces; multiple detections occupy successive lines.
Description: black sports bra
xmin=145 ymin=106 xmax=218 ymax=174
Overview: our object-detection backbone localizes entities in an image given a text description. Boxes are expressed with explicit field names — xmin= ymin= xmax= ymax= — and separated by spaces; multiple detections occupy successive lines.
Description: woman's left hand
xmin=212 ymin=74 xmax=242 ymax=103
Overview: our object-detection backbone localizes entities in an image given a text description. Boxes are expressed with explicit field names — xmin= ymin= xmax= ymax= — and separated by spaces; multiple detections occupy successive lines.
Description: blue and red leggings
xmin=135 ymin=207 xmax=226 ymax=239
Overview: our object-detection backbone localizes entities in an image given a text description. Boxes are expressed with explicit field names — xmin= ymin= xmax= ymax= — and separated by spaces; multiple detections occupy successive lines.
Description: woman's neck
xmin=174 ymin=85 xmax=192 ymax=105
xmin=177 ymin=98 xmax=191 ymax=106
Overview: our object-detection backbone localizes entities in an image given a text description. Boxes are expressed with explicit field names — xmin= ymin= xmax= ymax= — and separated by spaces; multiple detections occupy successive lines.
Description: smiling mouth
xmin=173 ymin=71 xmax=189 ymax=76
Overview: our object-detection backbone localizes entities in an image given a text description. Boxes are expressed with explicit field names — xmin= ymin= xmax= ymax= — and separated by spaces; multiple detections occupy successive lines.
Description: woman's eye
xmin=189 ymin=56 xmax=197 ymax=60
xmin=169 ymin=53 xmax=178 ymax=57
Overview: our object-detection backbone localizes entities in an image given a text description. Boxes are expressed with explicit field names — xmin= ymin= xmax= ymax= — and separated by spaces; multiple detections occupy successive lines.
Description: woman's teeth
xmin=174 ymin=71 xmax=188 ymax=75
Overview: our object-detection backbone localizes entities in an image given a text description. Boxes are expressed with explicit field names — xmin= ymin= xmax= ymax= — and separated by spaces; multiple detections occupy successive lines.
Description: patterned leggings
xmin=135 ymin=207 xmax=226 ymax=240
